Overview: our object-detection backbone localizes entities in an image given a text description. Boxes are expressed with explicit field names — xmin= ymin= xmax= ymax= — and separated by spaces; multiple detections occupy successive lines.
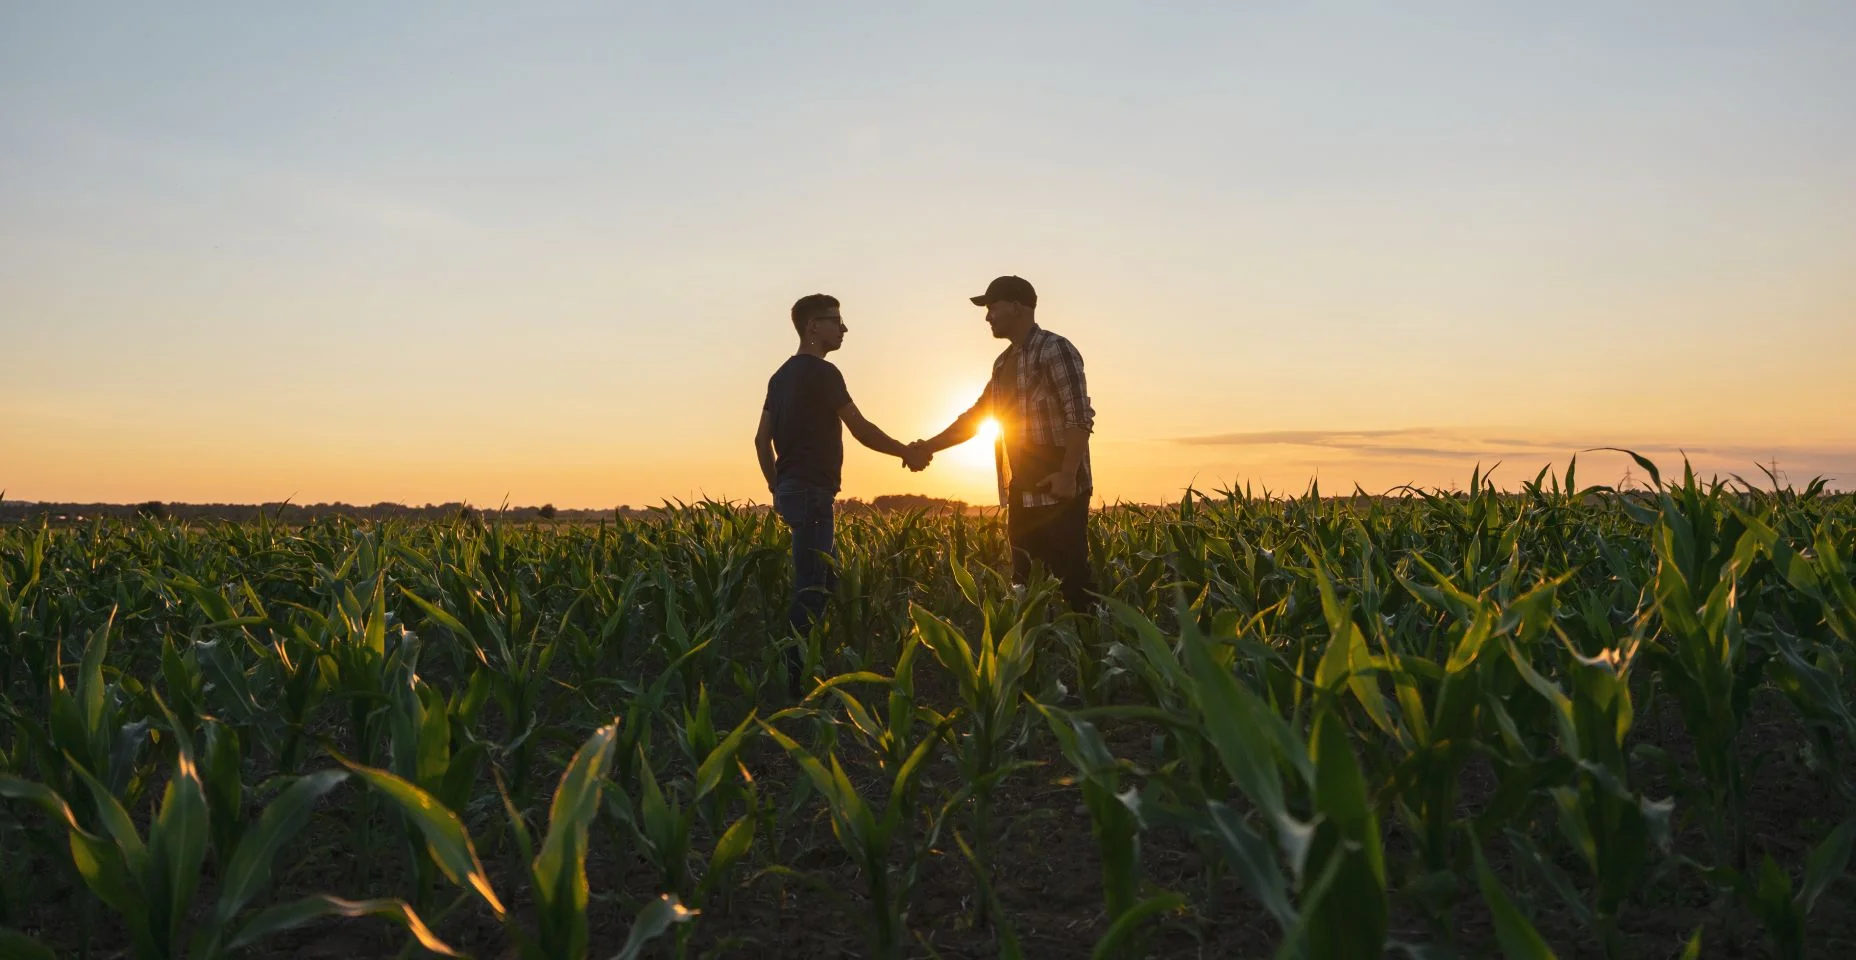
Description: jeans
xmin=1008 ymin=494 xmax=1097 ymax=612
xmin=774 ymin=479 xmax=836 ymax=690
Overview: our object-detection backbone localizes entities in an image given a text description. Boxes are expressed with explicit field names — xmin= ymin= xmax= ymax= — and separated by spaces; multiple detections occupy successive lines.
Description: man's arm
xmin=918 ymin=385 xmax=992 ymax=454
xmin=754 ymin=409 xmax=777 ymax=493
xmin=839 ymin=402 xmax=912 ymax=459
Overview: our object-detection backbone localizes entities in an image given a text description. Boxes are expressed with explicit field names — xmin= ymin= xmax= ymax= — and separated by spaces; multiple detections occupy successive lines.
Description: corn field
xmin=2 ymin=454 xmax=1853 ymax=959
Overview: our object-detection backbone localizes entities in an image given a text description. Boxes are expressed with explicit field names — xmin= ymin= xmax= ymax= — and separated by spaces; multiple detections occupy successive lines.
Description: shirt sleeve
xmin=823 ymin=362 xmax=852 ymax=411
xmin=1045 ymin=337 xmax=1094 ymax=433
xmin=949 ymin=377 xmax=992 ymax=433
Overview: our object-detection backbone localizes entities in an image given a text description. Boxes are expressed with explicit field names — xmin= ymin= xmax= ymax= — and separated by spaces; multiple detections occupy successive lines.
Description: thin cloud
xmin=1169 ymin=427 xmax=1856 ymax=478
xmin=1347 ymin=445 xmax=1489 ymax=460
xmin=1173 ymin=428 xmax=1432 ymax=447
xmin=1477 ymin=436 xmax=1566 ymax=452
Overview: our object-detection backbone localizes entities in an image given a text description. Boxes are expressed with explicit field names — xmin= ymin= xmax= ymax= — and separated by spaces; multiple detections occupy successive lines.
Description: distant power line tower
xmin=1765 ymin=457 xmax=1789 ymax=491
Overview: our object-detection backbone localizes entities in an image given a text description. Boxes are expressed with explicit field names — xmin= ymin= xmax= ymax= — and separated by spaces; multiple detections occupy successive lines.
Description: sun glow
xmin=946 ymin=418 xmax=1001 ymax=472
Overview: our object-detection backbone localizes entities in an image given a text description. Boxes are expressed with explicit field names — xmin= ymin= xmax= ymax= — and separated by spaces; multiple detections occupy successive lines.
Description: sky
xmin=3 ymin=2 xmax=1853 ymax=508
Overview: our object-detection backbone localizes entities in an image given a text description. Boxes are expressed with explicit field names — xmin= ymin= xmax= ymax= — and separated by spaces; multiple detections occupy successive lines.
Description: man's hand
xmin=1040 ymin=470 xmax=1078 ymax=500
xmin=902 ymin=441 xmax=934 ymax=472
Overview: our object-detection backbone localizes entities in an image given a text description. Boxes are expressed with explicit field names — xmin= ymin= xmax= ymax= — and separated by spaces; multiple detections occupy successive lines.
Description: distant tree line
xmin=0 ymin=495 xmax=982 ymax=525
xmin=841 ymin=494 xmax=980 ymax=515
xmin=0 ymin=500 xmax=629 ymax=525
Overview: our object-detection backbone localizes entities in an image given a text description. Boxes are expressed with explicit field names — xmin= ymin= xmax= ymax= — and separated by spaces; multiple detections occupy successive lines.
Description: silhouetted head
xmin=970 ymin=276 xmax=1036 ymax=341
xmin=791 ymin=293 xmax=846 ymax=354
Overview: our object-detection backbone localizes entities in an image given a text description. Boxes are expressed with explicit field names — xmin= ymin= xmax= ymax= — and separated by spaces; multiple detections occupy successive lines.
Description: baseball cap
xmin=970 ymin=275 xmax=1037 ymax=308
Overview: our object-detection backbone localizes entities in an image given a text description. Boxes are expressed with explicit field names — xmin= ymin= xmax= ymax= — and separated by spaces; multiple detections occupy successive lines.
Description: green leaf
xmin=1305 ymin=711 xmax=1387 ymax=959
xmin=1752 ymin=854 xmax=1801 ymax=954
xmin=1504 ymin=830 xmax=1595 ymax=932
xmin=399 ymin=588 xmax=485 ymax=665
xmin=363 ymin=575 xmax=388 ymax=654
xmin=415 ymin=682 xmax=452 ymax=788
xmin=69 ymin=761 xmax=147 ymax=869
xmin=912 ymin=606 xmax=980 ymax=704
xmin=1471 ymin=833 xmax=1558 ymax=960
xmin=759 ymin=721 xmax=873 ymax=860
xmin=532 ymin=721 xmax=619 ymax=960
xmin=693 ymin=711 xmax=756 ymax=801
xmin=34 ymin=747 xmax=153 ymax=952
xmin=1108 ymin=598 xmax=1191 ymax=698
xmin=951 ymin=558 xmax=983 ymax=610
xmin=696 ymin=814 xmax=756 ymax=903
xmin=1311 ymin=712 xmax=1372 ymax=835
xmin=954 ymin=829 xmax=1023 ymax=960
xmin=208 ymin=769 xmax=350 ymax=932
xmin=338 ymin=757 xmax=506 ymax=917
xmin=147 ymin=748 xmax=211 ymax=952
xmin=1202 ymin=801 xmax=1296 ymax=931
xmin=883 ymin=727 xmax=942 ymax=827
xmin=201 ymin=721 xmax=244 ymax=859
xmin=0 ymin=776 xmax=87 ymax=835
xmin=1180 ymin=623 xmax=1287 ymax=824
xmin=494 ymin=765 xmax=536 ymax=869
xmin=608 ymin=894 xmax=697 ymax=960
xmin=69 ymin=828 xmax=144 ymax=924
xmin=1444 ymin=599 xmax=1498 ymax=675
xmin=0 ymin=927 xmax=56 ymax=960
xmin=77 ymin=612 xmax=115 ymax=740
xmin=1799 ymin=818 xmax=1856 ymax=914
xmin=1090 ymin=892 xmax=1185 ymax=960
xmin=166 ymin=577 xmax=238 ymax=626
xmin=1593 ymin=447 xmax=1661 ymax=489
xmin=225 ymin=895 xmax=463 ymax=956
xmin=637 ymin=749 xmax=678 ymax=861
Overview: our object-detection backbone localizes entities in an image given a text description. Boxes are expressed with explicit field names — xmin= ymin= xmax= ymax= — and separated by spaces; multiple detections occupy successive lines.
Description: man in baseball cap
xmin=913 ymin=275 xmax=1099 ymax=612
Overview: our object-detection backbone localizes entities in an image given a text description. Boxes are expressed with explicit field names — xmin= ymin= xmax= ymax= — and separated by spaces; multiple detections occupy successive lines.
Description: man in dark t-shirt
xmin=755 ymin=293 xmax=929 ymax=699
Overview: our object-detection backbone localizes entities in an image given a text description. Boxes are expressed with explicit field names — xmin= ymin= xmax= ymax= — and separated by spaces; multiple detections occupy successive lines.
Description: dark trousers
xmin=773 ymin=478 xmax=835 ymax=691
xmin=1007 ymin=494 xmax=1096 ymax=612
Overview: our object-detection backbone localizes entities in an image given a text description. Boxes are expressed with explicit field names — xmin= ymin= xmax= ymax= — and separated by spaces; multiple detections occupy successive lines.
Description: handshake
xmin=900 ymin=440 xmax=934 ymax=472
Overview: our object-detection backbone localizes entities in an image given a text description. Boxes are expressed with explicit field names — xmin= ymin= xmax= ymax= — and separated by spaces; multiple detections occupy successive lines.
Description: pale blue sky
xmin=4 ymin=2 xmax=1853 ymax=505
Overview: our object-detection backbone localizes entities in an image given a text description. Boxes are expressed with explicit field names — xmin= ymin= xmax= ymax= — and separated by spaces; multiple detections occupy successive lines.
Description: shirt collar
xmin=1003 ymin=323 xmax=1043 ymax=358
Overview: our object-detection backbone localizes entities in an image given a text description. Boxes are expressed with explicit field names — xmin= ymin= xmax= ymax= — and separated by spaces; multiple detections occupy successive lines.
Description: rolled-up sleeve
xmin=1046 ymin=338 xmax=1094 ymax=433
xmin=951 ymin=378 xmax=993 ymax=434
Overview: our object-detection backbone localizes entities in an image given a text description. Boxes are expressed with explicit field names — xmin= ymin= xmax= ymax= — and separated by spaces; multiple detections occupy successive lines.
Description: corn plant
xmin=353 ymin=720 xmax=695 ymax=959
xmin=1732 ymin=819 xmax=1856 ymax=960
xmin=1628 ymin=456 xmax=1764 ymax=869
xmin=0 ymin=710 xmax=459 ymax=959
xmin=1030 ymin=702 xmax=1143 ymax=944
xmin=760 ymin=667 xmax=941 ymax=960
xmin=603 ymin=691 xmax=759 ymax=917
xmin=1501 ymin=624 xmax=1672 ymax=958
xmin=912 ymin=575 xmax=1050 ymax=919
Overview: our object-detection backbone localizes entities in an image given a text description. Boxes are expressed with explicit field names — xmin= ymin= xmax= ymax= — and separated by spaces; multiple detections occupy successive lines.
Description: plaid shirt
xmin=959 ymin=324 xmax=1095 ymax=508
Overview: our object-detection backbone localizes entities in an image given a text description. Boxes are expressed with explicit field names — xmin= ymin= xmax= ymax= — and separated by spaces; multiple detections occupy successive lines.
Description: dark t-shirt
xmin=763 ymin=354 xmax=851 ymax=492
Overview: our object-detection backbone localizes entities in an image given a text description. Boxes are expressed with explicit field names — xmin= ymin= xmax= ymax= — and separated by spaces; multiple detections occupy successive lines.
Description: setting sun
xmin=944 ymin=417 xmax=1002 ymax=474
